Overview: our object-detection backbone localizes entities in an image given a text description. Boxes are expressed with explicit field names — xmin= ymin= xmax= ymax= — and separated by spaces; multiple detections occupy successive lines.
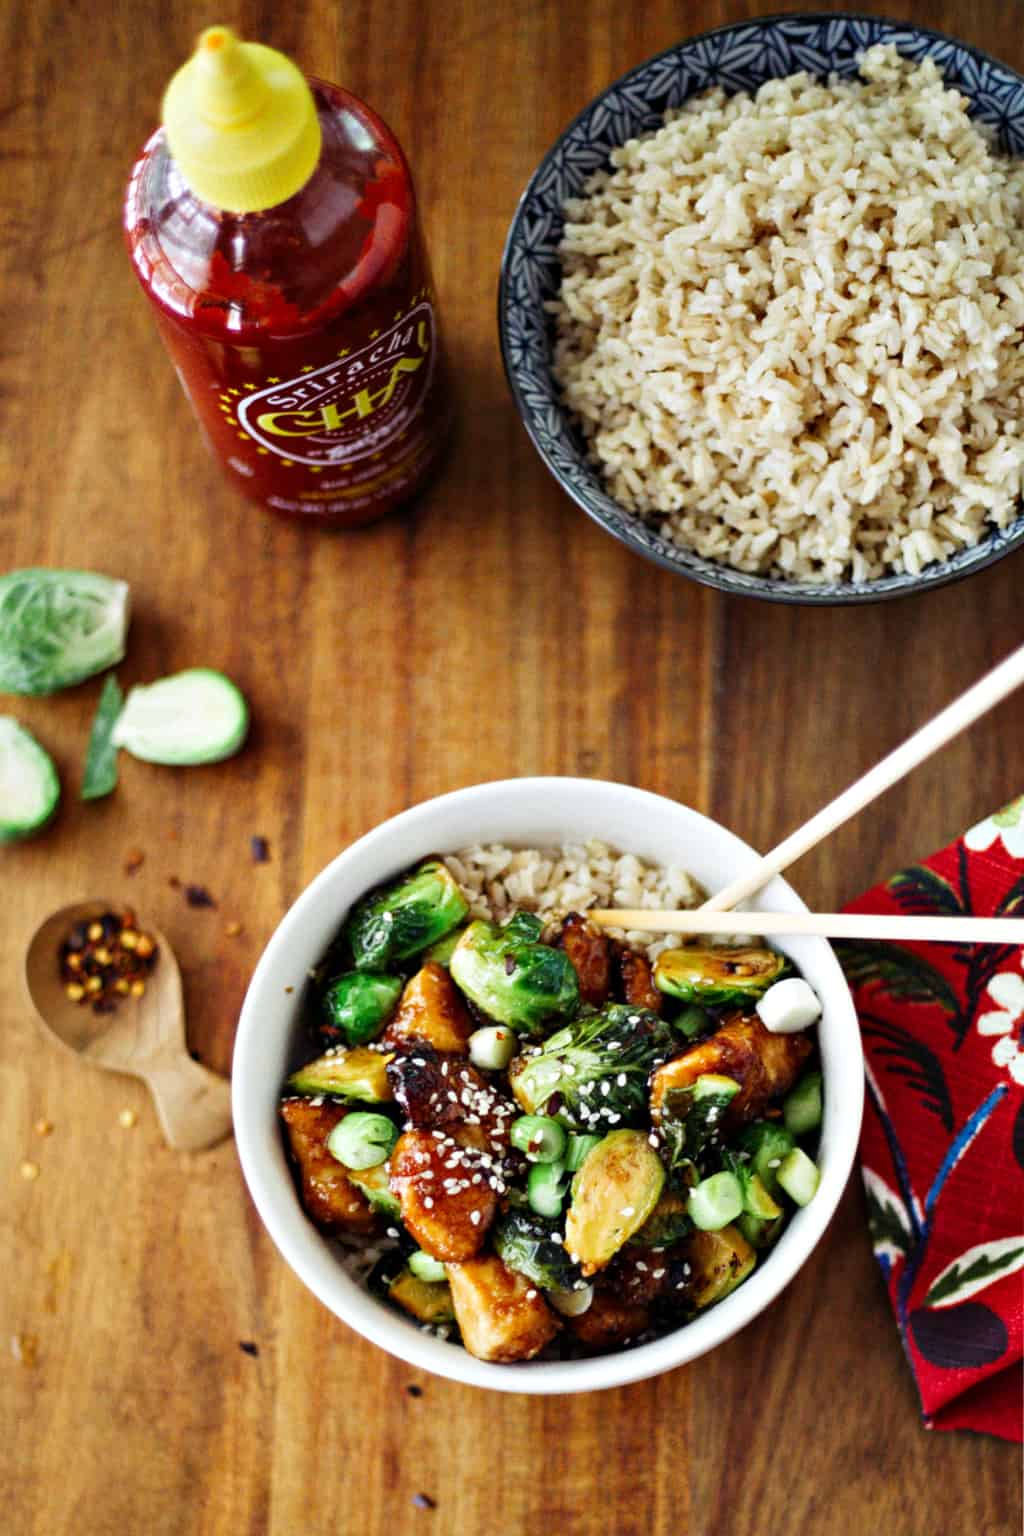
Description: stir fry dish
xmin=279 ymin=855 xmax=825 ymax=1363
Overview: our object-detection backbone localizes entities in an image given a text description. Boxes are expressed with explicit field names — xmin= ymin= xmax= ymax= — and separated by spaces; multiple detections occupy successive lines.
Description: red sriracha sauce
xmin=124 ymin=27 xmax=449 ymax=527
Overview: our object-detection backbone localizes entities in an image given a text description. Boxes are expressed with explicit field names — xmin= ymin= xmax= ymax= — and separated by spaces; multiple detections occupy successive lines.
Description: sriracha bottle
xmin=124 ymin=26 xmax=449 ymax=527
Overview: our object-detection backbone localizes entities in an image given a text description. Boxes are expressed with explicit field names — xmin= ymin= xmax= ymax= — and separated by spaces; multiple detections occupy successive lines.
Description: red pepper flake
xmin=123 ymin=848 xmax=145 ymax=875
xmin=250 ymin=835 xmax=270 ymax=863
xmin=58 ymin=910 xmax=159 ymax=1015
xmin=185 ymin=885 xmax=217 ymax=909
xmin=168 ymin=876 xmax=181 ymax=890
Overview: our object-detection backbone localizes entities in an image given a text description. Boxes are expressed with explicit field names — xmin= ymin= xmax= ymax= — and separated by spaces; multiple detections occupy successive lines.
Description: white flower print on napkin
xmin=977 ymin=971 xmax=1024 ymax=1086
xmin=964 ymin=797 xmax=1024 ymax=861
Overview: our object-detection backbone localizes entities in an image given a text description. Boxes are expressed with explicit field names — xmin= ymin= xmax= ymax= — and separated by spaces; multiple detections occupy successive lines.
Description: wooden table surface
xmin=2 ymin=0 xmax=1021 ymax=1531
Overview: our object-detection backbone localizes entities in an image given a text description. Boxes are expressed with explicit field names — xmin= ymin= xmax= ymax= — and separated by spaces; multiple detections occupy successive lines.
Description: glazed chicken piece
xmin=650 ymin=1011 xmax=812 ymax=1128
xmin=389 ymin=1128 xmax=498 ymax=1261
xmin=446 ymin=1253 xmax=560 ymax=1362
xmin=386 ymin=1045 xmax=516 ymax=1162
xmin=614 ymin=944 xmax=662 ymax=1014
xmin=566 ymin=1291 xmax=651 ymax=1350
xmin=381 ymin=962 xmax=474 ymax=1054
xmin=280 ymin=1097 xmax=377 ymax=1235
xmin=558 ymin=912 xmax=612 ymax=1007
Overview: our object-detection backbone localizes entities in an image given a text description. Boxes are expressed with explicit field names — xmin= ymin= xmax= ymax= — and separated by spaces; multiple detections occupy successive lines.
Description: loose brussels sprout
xmin=0 ymin=568 xmax=130 ymax=696
xmin=322 ymin=970 xmax=403 ymax=1046
xmin=345 ymin=859 xmax=469 ymax=971
xmin=491 ymin=1209 xmax=582 ymax=1292
xmin=564 ymin=1129 xmax=665 ymax=1274
xmin=654 ymin=945 xmax=791 ymax=1006
xmin=449 ymin=914 xmax=580 ymax=1036
xmin=509 ymin=1003 xmax=680 ymax=1131
xmin=286 ymin=1046 xmax=394 ymax=1102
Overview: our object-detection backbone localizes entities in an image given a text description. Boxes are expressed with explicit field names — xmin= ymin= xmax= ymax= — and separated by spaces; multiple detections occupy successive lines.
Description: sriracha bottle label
xmin=231 ymin=300 xmax=436 ymax=469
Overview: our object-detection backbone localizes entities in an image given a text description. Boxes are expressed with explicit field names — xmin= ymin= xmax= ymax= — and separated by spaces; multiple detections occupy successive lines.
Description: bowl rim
xmin=233 ymin=776 xmax=865 ymax=1394
xmin=497 ymin=10 xmax=1024 ymax=606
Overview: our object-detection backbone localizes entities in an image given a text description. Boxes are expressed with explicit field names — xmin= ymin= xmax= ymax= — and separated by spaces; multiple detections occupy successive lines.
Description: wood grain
xmin=0 ymin=1 xmax=1020 ymax=1532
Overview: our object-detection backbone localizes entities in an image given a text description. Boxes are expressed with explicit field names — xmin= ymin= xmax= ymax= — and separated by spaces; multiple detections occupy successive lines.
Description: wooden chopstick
xmin=697 ymin=641 xmax=1024 ymax=916
xmin=587 ymin=908 xmax=1024 ymax=945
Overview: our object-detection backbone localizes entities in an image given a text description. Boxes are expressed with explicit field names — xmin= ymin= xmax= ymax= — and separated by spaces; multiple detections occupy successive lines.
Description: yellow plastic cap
xmin=162 ymin=26 xmax=322 ymax=213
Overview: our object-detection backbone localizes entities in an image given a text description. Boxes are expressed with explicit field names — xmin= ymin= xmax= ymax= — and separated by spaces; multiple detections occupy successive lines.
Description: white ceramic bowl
xmin=233 ymin=778 xmax=863 ymax=1394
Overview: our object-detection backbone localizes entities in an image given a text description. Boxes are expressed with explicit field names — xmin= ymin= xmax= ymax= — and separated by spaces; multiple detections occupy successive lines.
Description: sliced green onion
xmin=547 ymin=1284 xmax=594 ymax=1317
xmin=408 ymin=1250 xmax=447 ymax=1284
xmin=326 ymin=1112 xmax=398 ymax=1171
xmin=692 ymin=1073 xmax=741 ymax=1103
xmin=511 ymin=1114 xmax=567 ymax=1165
xmin=688 ymin=1170 xmax=744 ymax=1232
xmin=468 ymin=1025 xmax=517 ymax=1072
xmin=777 ymin=1147 xmax=820 ymax=1207
xmin=527 ymin=1161 xmax=569 ymax=1218
xmin=564 ymin=1133 xmax=602 ymax=1172
xmin=783 ymin=1071 xmax=823 ymax=1138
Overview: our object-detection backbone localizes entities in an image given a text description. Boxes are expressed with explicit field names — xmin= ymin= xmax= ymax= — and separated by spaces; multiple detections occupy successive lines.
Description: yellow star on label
xmin=243 ymin=382 xmax=256 ymax=390
xmin=228 ymin=388 xmax=241 ymax=397
xmin=257 ymin=447 xmax=269 ymax=455
xmin=267 ymin=377 xmax=280 ymax=383
xmin=369 ymin=329 xmax=380 ymax=339
xmin=310 ymin=466 xmax=323 ymax=474
xmin=336 ymin=348 xmax=350 ymax=358
xmin=300 ymin=365 xmax=314 ymax=373
xmin=393 ymin=311 xmax=403 ymax=321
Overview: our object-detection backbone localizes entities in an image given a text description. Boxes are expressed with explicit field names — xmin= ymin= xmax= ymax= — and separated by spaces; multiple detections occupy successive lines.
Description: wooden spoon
xmin=24 ymin=900 xmax=233 ymax=1152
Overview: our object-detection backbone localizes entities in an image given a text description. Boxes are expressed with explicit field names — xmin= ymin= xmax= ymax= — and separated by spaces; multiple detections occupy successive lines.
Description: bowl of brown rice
xmin=499 ymin=15 xmax=1024 ymax=602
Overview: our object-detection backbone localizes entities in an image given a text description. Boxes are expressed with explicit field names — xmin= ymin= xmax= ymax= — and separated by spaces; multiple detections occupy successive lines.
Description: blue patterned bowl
xmin=499 ymin=13 xmax=1024 ymax=604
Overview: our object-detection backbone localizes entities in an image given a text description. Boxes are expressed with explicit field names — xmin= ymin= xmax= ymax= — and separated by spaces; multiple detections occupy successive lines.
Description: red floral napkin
xmin=841 ymin=796 xmax=1024 ymax=1443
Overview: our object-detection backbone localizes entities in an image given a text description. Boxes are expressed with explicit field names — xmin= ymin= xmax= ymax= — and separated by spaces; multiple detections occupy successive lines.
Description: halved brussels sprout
xmin=685 ymin=1224 xmax=756 ymax=1308
xmin=491 ymin=1209 xmax=582 ymax=1292
xmin=286 ymin=1046 xmax=394 ymax=1102
xmin=564 ymin=1129 xmax=665 ymax=1275
xmin=509 ymin=1003 xmax=680 ymax=1129
xmin=628 ymin=1186 xmax=692 ymax=1249
xmin=344 ymin=859 xmax=469 ymax=971
xmin=389 ymin=1267 xmax=455 ymax=1325
xmin=449 ymin=916 xmax=580 ymax=1036
xmin=654 ymin=945 xmax=791 ymax=1006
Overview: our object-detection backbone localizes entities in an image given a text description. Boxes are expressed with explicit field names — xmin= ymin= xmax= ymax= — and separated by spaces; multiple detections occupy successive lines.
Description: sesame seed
xmin=620 ymin=1206 xmax=635 ymax=1217
xmin=19 ymin=1161 xmax=39 ymax=1181
xmin=526 ymin=1289 xmax=537 ymax=1299
xmin=470 ymin=1210 xmax=481 ymax=1226
xmin=423 ymin=1196 xmax=434 ymax=1209
xmin=118 ymin=1109 xmax=138 ymax=1129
